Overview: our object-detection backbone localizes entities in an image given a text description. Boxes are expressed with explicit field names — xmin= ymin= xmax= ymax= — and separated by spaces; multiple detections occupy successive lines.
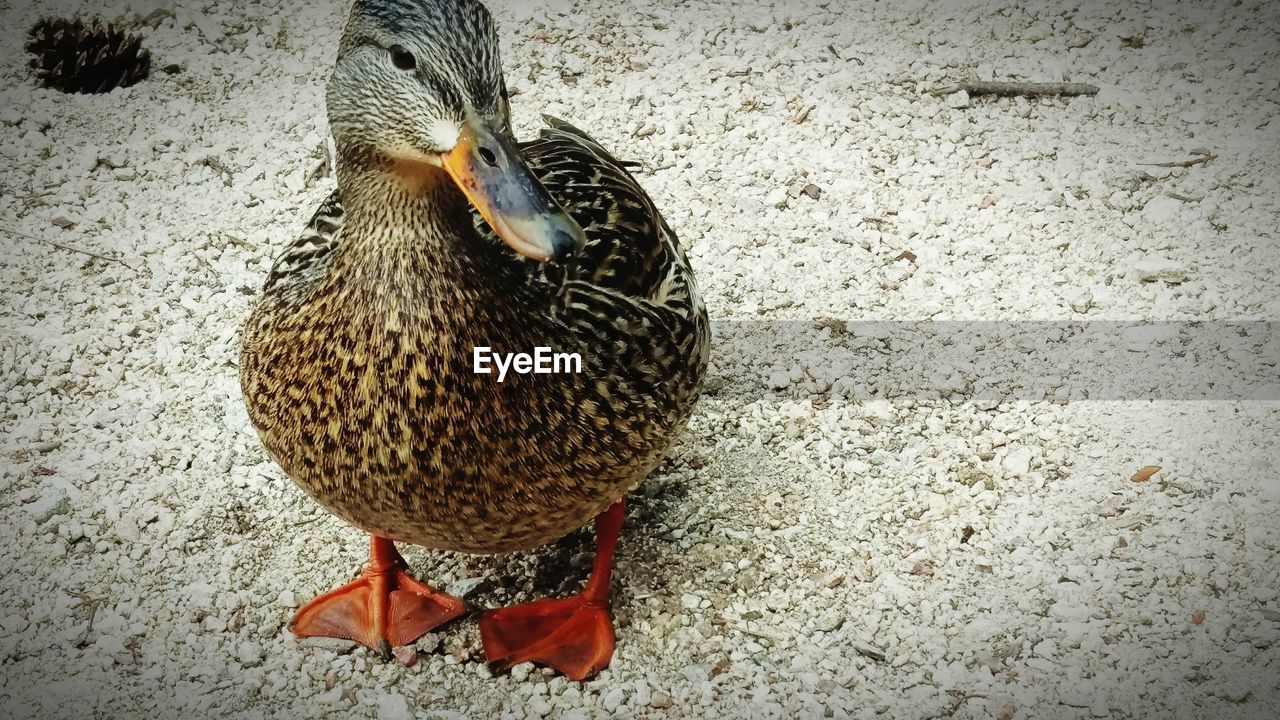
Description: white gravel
xmin=2 ymin=0 xmax=1278 ymax=718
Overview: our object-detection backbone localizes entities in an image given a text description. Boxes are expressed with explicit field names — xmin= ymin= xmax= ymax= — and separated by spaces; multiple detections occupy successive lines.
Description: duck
xmin=238 ymin=0 xmax=710 ymax=681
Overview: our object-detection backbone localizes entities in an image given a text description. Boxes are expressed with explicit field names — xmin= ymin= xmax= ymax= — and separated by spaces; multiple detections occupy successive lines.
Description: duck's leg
xmin=480 ymin=499 xmax=625 ymax=681
xmin=291 ymin=536 xmax=466 ymax=658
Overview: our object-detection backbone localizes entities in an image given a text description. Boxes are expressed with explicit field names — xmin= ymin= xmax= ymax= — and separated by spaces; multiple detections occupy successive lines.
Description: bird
xmin=239 ymin=0 xmax=709 ymax=681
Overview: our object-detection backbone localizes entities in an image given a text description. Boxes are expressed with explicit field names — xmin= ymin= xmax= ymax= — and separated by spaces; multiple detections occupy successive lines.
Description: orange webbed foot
xmin=291 ymin=537 xmax=466 ymax=658
xmin=480 ymin=500 xmax=627 ymax=681
xmin=480 ymin=595 xmax=615 ymax=681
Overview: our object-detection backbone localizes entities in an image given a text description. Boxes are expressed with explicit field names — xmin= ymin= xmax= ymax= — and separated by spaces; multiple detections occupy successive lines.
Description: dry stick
xmin=43 ymin=240 xmax=136 ymax=270
xmin=926 ymin=692 xmax=989 ymax=720
xmin=3 ymin=226 xmax=137 ymax=272
xmin=1139 ymin=153 xmax=1217 ymax=169
xmin=730 ymin=623 xmax=789 ymax=641
xmin=932 ymin=80 xmax=1100 ymax=97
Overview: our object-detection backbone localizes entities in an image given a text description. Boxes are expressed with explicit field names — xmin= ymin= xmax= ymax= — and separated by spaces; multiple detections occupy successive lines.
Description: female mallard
xmin=239 ymin=0 xmax=709 ymax=680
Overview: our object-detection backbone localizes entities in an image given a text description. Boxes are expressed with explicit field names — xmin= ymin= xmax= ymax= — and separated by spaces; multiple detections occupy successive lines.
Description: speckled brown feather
xmin=241 ymin=109 xmax=709 ymax=554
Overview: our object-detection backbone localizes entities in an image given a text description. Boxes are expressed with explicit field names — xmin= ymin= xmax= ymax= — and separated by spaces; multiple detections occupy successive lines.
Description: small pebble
xmin=1002 ymin=447 xmax=1034 ymax=476
xmin=27 ymin=489 xmax=70 ymax=524
xmin=601 ymin=687 xmax=626 ymax=712
xmin=1135 ymin=256 xmax=1188 ymax=283
xmin=765 ymin=187 xmax=788 ymax=208
xmin=392 ymin=646 xmax=418 ymax=667
xmin=236 ymin=641 xmax=263 ymax=667
xmin=374 ymin=693 xmax=413 ymax=720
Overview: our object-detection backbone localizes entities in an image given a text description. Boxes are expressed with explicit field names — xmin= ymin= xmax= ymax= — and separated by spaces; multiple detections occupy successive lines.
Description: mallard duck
xmin=239 ymin=0 xmax=709 ymax=681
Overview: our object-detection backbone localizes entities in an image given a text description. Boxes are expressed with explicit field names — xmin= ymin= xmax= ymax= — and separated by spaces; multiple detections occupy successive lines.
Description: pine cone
xmin=26 ymin=17 xmax=151 ymax=94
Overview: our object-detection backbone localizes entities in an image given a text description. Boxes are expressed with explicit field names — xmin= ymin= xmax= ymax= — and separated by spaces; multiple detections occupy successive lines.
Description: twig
xmin=3 ymin=226 xmax=138 ymax=272
xmin=1139 ymin=151 xmax=1217 ymax=169
xmin=925 ymin=692 xmax=988 ymax=720
xmin=729 ymin=623 xmax=789 ymax=641
xmin=851 ymin=640 xmax=887 ymax=662
xmin=202 ymin=156 xmax=234 ymax=187
xmin=67 ymin=589 xmax=109 ymax=649
xmin=827 ymin=44 xmax=864 ymax=65
xmin=45 ymin=240 xmax=136 ymax=270
xmin=931 ymin=80 xmax=1100 ymax=98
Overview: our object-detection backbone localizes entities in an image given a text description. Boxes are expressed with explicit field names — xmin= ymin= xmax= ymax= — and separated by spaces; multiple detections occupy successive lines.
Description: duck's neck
xmin=323 ymin=150 xmax=547 ymax=352
xmin=336 ymin=152 xmax=466 ymax=268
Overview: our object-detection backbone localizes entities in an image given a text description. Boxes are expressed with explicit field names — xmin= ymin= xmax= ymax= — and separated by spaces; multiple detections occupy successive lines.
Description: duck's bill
xmin=441 ymin=120 xmax=585 ymax=264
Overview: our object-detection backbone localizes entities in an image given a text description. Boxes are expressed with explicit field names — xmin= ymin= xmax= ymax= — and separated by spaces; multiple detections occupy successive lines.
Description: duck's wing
xmin=512 ymin=115 xmax=705 ymax=327
xmin=508 ymin=115 xmax=710 ymax=384
xmin=262 ymin=191 xmax=344 ymax=299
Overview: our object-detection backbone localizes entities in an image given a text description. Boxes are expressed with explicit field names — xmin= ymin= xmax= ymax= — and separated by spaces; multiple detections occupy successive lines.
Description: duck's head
xmin=328 ymin=0 xmax=584 ymax=264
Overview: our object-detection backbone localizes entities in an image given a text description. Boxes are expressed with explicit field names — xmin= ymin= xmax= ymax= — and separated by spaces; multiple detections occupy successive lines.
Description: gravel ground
xmin=2 ymin=0 xmax=1279 ymax=718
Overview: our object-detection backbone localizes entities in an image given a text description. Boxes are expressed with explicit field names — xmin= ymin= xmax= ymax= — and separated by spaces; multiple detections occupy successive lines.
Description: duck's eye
xmin=389 ymin=45 xmax=416 ymax=70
